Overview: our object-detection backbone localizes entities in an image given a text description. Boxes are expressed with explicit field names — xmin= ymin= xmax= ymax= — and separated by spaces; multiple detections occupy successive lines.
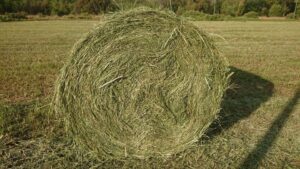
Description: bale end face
xmin=54 ymin=7 xmax=229 ymax=159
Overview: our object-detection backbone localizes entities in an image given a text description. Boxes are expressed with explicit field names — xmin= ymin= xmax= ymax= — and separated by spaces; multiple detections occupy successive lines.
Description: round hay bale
xmin=54 ymin=7 xmax=229 ymax=159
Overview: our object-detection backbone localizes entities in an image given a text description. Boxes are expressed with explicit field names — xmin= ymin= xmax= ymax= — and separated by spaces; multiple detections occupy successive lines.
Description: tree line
xmin=0 ymin=0 xmax=299 ymax=17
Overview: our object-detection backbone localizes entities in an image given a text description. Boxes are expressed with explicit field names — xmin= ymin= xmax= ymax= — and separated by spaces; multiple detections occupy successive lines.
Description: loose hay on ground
xmin=54 ymin=7 xmax=229 ymax=159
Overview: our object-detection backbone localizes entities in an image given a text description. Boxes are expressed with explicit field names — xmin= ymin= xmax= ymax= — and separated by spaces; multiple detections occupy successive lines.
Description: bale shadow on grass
xmin=239 ymin=87 xmax=300 ymax=169
xmin=203 ymin=66 xmax=274 ymax=140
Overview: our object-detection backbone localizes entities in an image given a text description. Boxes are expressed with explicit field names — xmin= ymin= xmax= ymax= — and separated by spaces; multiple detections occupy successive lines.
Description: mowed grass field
xmin=0 ymin=20 xmax=299 ymax=168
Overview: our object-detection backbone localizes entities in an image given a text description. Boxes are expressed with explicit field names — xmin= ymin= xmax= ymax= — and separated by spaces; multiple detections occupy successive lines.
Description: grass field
xmin=0 ymin=20 xmax=299 ymax=168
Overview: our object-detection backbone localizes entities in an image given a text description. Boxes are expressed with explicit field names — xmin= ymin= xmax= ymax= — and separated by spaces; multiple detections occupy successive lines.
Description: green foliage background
xmin=269 ymin=3 xmax=283 ymax=16
xmin=0 ymin=0 xmax=298 ymax=17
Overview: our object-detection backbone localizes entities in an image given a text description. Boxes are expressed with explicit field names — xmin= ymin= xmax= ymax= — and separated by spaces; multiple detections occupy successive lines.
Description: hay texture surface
xmin=54 ymin=8 xmax=229 ymax=159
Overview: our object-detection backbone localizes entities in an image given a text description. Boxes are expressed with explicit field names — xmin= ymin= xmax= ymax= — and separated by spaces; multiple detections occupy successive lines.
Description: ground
xmin=0 ymin=20 xmax=299 ymax=168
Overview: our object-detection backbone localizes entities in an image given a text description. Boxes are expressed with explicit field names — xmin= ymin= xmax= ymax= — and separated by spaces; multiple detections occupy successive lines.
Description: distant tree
xmin=152 ymin=0 xmax=186 ymax=12
xmin=1 ymin=0 xmax=21 ymax=13
xmin=269 ymin=3 xmax=283 ymax=16
xmin=244 ymin=0 xmax=267 ymax=13
xmin=211 ymin=0 xmax=223 ymax=14
xmin=22 ymin=0 xmax=52 ymax=15
xmin=281 ymin=0 xmax=295 ymax=15
xmin=221 ymin=0 xmax=245 ymax=16
xmin=0 ymin=4 xmax=3 ymax=14
xmin=237 ymin=0 xmax=247 ymax=15
xmin=295 ymin=0 xmax=299 ymax=16
xmin=52 ymin=0 xmax=73 ymax=16
xmin=261 ymin=7 xmax=268 ymax=15
xmin=40 ymin=0 xmax=51 ymax=14
xmin=74 ymin=0 xmax=117 ymax=14
xmin=0 ymin=0 xmax=296 ymax=17
xmin=216 ymin=0 xmax=223 ymax=14
xmin=265 ymin=0 xmax=278 ymax=6
xmin=185 ymin=0 xmax=220 ymax=14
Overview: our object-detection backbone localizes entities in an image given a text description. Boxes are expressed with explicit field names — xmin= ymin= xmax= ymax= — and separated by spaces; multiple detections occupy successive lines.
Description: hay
xmin=54 ymin=7 xmax=229 ymax=159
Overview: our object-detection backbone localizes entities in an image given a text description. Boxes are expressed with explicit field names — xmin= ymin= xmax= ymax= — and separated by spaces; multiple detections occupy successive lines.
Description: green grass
xmin=0 ymin=20 xmax=300 ymax=168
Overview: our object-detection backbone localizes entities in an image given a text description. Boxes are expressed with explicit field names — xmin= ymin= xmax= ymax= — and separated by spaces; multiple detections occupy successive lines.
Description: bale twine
xmin=54 ymin=7 xmax=229 ymax=159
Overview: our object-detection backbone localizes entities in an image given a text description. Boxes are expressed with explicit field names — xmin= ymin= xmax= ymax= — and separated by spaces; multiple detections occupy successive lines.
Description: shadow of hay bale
xmin=239 ymin=86 xmax=300 ymax=169
xmin=203 ymin=66 xmax=274 ymax=140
